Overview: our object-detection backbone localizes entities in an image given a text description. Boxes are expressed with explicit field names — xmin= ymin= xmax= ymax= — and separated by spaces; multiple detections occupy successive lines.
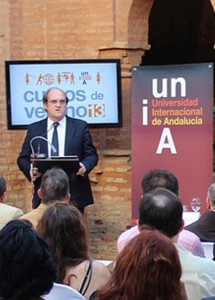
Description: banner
xmin=131 ymin=63 xmax=213 ymax=218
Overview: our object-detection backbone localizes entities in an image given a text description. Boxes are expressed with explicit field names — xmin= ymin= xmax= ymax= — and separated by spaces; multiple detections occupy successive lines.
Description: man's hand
xmin=30 ymin=167 xmax=42 ymax=182
xmin=76 ymin=162 xmax=86 ymax=177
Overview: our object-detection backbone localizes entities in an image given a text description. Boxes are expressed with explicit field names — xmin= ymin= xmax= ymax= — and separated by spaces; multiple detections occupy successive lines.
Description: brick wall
xmin=0 ymin=0 xmax=215 ymax=260
xmin=86 ymin=150 xmax=131 ymax=259
xmin=0 ymin=0 xmax=136 ymax=261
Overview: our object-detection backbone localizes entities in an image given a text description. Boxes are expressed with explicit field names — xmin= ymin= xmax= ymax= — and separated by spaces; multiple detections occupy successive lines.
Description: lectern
xmin=31 ymin=155 xmax=80 ymax=175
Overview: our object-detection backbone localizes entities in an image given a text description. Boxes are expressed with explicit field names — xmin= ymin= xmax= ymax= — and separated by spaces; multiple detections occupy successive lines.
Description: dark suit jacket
xmin=185 ymin=210 xmax=215 ymax=242
xmin=17 ymin=116 xmax=98 ymax=209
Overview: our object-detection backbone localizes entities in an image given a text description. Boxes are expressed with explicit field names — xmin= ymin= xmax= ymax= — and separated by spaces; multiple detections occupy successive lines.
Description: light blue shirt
xmin=175 ymin=243 xmax=215 ymax=299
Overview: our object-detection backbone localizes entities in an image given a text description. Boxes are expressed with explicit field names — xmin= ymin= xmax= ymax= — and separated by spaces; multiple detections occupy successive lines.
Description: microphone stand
xmin=30 ymin=136 xmax=57 ymax=181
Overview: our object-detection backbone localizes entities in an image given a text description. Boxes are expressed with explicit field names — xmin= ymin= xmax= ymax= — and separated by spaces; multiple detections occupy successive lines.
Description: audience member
xmin=37 ymin=201 xmax=110 ymax=300
xmin=95 ymin=228 xmax=187 ymax=300
xmin=0 ymin=219 xmax=56 ymax=300
xmin=0 ymin=176 xmax=23 ymax=229
xmin=185 ymin=182 xmax=215 ymax=241
xmin=20 ymin=168 xmax=70 ymax=229
xmin=138 ymin=187 xmax=215 ymax=299
xmin=117 ymin=169 xmax=205 ymax=257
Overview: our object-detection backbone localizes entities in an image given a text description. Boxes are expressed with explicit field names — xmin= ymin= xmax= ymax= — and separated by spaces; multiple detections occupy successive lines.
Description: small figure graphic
xmin=25 ymin=73 xmax=31 ymax=85
xmin=63 ymin=72 xmax=69 ymax=82
xmin=36 ymin=74 xmax=43 ymax=85
xmin=70 ymin=72 xmax=75 ymax=84
xmin=57 ymin=72 xmax=62 ymax=85
xmin=96 ymin=72 xmax=101 ymax=84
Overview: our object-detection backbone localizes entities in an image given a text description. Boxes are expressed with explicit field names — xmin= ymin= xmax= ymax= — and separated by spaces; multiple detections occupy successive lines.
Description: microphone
xmin=30 ymin=136 xmax=57 ymax=159
xmin=36 ymin=123 xmax=56 ymax=156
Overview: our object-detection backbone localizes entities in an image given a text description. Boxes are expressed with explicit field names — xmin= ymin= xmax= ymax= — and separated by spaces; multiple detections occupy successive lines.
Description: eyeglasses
xmin=47 ymin=99 xmax=66 ymax=105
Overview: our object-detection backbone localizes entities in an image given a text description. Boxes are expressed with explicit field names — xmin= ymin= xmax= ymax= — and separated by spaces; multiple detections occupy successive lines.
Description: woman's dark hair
xmin=37 ymin=201 xmax=90 ymax=282
xmin=0 ymin=219 xmax=56 ymax=300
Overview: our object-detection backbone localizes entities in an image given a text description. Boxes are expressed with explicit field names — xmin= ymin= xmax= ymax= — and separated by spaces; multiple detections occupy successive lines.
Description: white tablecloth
xmin=183 ymin=212 xmax=200 ymax=226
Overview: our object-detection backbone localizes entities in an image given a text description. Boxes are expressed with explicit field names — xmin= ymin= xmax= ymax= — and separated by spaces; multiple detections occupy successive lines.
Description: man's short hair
xmin=40 ymin=168 xmax=69 ymax=204
xmin=207 ymin=183 xmax=215 ymax=208
xmin=42 ymin=87 xmax=69 ymax=104
xmin=0 ymin=176 xmax=6 ymax=197
xmin=138 ymin=187 xmax=183 ymax=238
xmin=141 ymin=169 xmax=179 ymax=195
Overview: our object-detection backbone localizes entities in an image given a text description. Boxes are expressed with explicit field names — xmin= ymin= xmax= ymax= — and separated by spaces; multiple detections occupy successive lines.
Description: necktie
xmin=51 ymin=122 xmax=59 ymax=156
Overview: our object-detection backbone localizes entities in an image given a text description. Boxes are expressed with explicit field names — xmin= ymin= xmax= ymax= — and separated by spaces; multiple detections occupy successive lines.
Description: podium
xmin=31 ymin=155 xmax=80 ymax=175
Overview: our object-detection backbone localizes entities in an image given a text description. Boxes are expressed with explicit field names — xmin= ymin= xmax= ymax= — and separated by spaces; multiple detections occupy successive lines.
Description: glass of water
xmin=190 ymin=198 xmax=201 ymax=212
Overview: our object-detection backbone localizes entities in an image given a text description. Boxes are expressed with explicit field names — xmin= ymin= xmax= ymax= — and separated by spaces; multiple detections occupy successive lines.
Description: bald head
xmin=138 ymin=187 xmax=183 ymax=238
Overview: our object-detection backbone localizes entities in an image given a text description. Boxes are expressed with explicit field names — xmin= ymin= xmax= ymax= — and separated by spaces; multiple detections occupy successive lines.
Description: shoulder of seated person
xmin=92 ymin=261 xmax=111 ymax=275
xmin=181 ymin=229 xmax=199 ymax=238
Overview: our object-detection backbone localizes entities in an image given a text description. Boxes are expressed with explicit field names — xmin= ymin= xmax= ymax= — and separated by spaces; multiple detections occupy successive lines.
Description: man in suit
xmin=185 ymin=182 xmax=215 ymax=242
xmin=0 ymin=176 xmax=23 ymax=228
xmin=17 ymin=87 xmax=98 ymax=212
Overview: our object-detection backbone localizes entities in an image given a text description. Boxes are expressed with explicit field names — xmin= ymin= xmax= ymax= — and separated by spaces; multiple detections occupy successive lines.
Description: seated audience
xmin=0 ymin=175 xmax=23 ymax=228
xmin=37 ymin=201 xmax=110 ymax=300
xmin=95 ymin=228 xmax=187 ymax=300
xmin=185 ymin=182 xmax=215 ymax=242
xmin=20 ymin=168 xmax=70 ymax=229
xmin=0 ymin=219 xmax=56 ymax=300
xmin=138 ymin=187 xmax=215 ymax=299
xmin=117 ymin=169 xmax=205 ymax=257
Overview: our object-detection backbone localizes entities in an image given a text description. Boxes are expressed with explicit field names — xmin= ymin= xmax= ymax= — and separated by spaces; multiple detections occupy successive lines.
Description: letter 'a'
xmin=156 ymin=128 xmax=177 ymax=154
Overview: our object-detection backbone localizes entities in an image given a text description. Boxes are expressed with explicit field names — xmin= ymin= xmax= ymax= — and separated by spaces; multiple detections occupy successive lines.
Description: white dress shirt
xmin=47 ymin=117 xmax=66 ymax=157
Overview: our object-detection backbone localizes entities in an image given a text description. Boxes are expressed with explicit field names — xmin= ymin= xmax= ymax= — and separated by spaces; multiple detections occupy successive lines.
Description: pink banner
xmin=131 ymin=63 xmax=214 ymax=218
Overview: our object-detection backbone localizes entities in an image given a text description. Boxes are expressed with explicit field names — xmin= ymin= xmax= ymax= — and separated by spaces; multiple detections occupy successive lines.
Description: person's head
xmin=206 ymin=183 xmax=215 ymax=210
xmin=138 ymin=187 xmax=183 ymax=238
xmin=0 ymin=176 xmax=6 ymax=202
xmin=37 ymin=201 xmax=89 ymax=282
xmin=0 ymin=219 xmax=56 ymax=300
xmin=97 ymin=228 xmax=184 ymax=300
xmin=43 ymin=87 xmax=69 ymax=122
xmin=38 ymin=168 xmax=70 ymax=204
xmin=141 ymin=169 xmax=179 ymax=195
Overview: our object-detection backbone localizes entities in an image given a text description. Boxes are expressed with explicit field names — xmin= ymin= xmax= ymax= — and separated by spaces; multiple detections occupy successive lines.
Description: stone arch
xmin=127 ymin=0 xmax=154 ymax=49
xmin=126 ymin=0 xmax=214 ymax=65
xmin=143 ymin=0 xmax=215 ymax=65
xmin=127 ymin=0 xmax=215 ymax=48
